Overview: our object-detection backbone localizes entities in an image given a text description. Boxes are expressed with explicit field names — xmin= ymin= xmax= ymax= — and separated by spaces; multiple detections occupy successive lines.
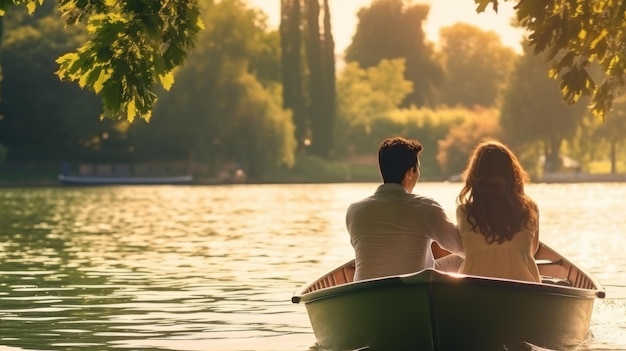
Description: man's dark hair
xmin=378 ymin=137 xmax=423 ymax=183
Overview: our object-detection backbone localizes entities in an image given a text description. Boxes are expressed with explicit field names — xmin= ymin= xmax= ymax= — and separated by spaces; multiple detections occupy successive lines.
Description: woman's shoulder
xmin=456 ymin=204 xmax=467 ymax=215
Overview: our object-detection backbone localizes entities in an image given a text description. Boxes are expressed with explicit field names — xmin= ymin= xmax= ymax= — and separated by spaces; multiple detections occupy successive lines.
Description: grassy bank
xmin=0 ymin=163 xmax=60 ymax=186
xmin=255 ymin=155 xmax=380 ymax=184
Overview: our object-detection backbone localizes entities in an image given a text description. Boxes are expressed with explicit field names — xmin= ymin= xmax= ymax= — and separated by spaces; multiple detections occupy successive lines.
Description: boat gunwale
xmin=535 ymin=242 xmax=606 ymax=298
xmin=292 ymin=242 xmax=605 ymax=304
xmin=294 ymin=268 xmax=602 ymax=305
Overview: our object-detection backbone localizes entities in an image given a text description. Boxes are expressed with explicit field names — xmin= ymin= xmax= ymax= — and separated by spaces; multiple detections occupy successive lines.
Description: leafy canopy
xmin=477 ymin=0 xmax=626 ymax=119
xmin=0 ymin=0 xmax=203 ymax=122
xmin=438 ymin=23 xmax=516 ymax=107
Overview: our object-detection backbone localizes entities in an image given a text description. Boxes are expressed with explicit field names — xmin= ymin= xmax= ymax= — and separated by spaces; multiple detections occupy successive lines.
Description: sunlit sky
xmin=246 ymin=0 xmax=527 ymax=53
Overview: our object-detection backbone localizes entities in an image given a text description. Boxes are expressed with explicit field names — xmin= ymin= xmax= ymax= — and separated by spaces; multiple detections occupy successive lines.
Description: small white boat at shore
xmin=58 ymin=174 xmax=193 ymax=185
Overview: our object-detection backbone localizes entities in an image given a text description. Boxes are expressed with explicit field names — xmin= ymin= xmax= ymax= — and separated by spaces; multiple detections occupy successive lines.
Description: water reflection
xmin=0 ymin=184 xmax=623 ymax=350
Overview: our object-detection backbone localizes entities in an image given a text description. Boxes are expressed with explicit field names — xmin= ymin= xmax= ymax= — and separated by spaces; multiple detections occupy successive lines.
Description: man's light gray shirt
xmin=346 ymin=183 xmax=464 ymax=281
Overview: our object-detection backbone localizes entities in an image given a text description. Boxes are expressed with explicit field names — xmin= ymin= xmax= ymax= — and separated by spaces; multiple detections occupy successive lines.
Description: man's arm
xmin=426 ymin=203 xmax=464 ymax=257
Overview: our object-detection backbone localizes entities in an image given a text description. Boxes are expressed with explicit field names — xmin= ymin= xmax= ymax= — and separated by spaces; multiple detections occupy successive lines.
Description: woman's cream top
xmin=456 ymin=206 xmax=541 ymax=283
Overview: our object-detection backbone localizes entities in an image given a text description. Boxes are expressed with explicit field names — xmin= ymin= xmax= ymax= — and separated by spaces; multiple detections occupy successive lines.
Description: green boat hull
xmin=293 ymin=243 xmax=604 ymax=351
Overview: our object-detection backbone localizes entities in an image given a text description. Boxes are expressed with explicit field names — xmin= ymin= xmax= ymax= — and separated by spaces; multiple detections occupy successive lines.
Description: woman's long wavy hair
xmin=457 ymin=139 xmax=538 ymax=244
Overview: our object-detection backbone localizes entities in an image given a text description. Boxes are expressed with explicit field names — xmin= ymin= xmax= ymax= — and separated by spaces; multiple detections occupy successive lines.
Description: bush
xmin=257 ymin=153 xmax=379 ymax=183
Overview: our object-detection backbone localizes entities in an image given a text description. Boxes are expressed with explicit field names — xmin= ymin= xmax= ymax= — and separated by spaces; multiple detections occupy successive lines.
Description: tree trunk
xmin=320 ymin=0 xmax=336 ymax=157
xmin=610 ymin=139 xmax=617 ymax=174
xmin=544 ymin=137 xmax=561 ymax=173
xmin=306 ymin=0 xmax=335 ymax=158
xmin=305 ymin=0 xmax=325 ymax=157
xmin=280 ymin=0 xmax=307 ymax=149
xmin=0 ymin=16 xmax=3 ymax=102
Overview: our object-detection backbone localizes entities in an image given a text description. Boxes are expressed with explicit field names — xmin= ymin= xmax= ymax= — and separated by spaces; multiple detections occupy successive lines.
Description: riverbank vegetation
xmin=1 ymin=0 xmax=625 ymax=185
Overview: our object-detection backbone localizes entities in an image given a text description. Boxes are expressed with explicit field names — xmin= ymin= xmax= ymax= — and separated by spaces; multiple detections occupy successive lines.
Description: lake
xmin=0 ymin=183 xmax=624 ymax=350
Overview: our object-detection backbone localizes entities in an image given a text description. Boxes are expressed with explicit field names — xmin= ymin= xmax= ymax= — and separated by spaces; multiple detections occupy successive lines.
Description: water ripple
xmin=0 ymin=184 xmax=623 ymax=350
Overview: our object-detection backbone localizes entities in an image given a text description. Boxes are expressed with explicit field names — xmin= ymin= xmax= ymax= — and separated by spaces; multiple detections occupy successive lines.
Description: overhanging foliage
xmin=477 ymin=0 xmax=626 ymax=119
xmin=0 ymin=0 xmax=203 ymax=122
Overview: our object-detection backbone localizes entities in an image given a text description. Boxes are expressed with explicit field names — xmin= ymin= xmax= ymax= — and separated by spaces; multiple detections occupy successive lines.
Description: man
xmin=346 ymin=137 xmax=464 ymax=281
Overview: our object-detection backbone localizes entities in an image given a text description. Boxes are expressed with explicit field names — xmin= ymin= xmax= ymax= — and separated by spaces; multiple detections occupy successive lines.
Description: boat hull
xmin=293 ymin=243 xmax=604 ymax=351
xmin=304 ymin=277 xmax=434 ymax=350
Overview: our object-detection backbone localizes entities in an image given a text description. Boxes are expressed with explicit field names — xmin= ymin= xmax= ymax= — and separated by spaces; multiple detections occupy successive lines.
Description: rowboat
xmin=292 ymin=242 xmax=605 ymax=351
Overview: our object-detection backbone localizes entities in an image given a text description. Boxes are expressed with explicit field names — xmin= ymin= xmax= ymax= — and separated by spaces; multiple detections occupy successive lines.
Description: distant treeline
xmin=1 ymin=0 xmax=625 ymax=182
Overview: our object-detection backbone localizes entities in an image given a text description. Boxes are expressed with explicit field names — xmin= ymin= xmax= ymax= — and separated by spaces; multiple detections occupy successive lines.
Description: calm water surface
xmin=0 ymin=183 xmax=624 ymax=351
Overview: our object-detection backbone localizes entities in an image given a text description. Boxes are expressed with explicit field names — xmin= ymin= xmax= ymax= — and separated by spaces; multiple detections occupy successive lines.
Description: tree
xmin=305 ymin=0 xmax=335 ymax=158
xmin=438 ymin=23 xmax=516 ymax=108
xmin=478 ymin=0 xmax=626 ymax=119
xmin=345 ymin=0 xmax=443 ymax=107
xmin=134 ymin=0 xmax=294 ymax=178
xmin=334 ymin=59 xmax=413 ymax=157
xmin=386 ymin=108 xmax=468 ymax=179
xmin=3 ymin=0 xmax=623 ymax=124
xmin=500 ymin=41 xmax=587 ymax=173
xmin=437 ymin=108 xmax=502 ymax=176
xmin=0 ymin=16 xmax=3 ymax=101
xmin=249 ymin=27 xmax=281 ymax=87
xmin=338 ymin=59 xmax=413 ymax=124
xmin=319 ymin=0 xmax=336 ymax=157
xmin=0 ymin=0 xmax=203 ymax=122
xmin=280 ymin=0 xmax=306 ymax=148
xmin=279 ymin=0 xmax=336 ymax=157
xmin=0 ymin=3 xmax=118 ymax=162
xmin=592 ymin=97 xmax=626 ymax=173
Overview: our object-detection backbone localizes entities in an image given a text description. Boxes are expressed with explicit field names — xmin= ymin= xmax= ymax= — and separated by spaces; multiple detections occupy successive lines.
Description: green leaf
xmin=126 ymin=99 xmax=136 ymax=123
xmin=101 ymin=80 xmax=122 ymax=114
xmin=590 ymin=29 xmax=608 ymax=50
xmin=159 ymin=72 xmax=175 ymax=91
xmin=18 ymin=0 xmax=200 ymax=123
xmin=26 ymin=0 xmax=38 ymax=14
xmin=94 ymin=68 xmax=112 ymax=94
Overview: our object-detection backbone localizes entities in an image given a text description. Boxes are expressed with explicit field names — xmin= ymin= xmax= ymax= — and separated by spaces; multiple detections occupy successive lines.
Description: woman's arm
xmin=532 ymin=212 xmax=540 ymax=254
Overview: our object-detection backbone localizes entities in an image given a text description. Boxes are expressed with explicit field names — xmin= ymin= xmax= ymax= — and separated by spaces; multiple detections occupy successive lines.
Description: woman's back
xmin=456 ymin=206 xmax=540 ymax=282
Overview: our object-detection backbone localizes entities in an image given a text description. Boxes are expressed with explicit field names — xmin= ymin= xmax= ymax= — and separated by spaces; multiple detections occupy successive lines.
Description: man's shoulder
xmin=351 ymin=194 xmax=442 ymax=210
xmin=347 ymin=195 xmax=376 ymax=209
xmin=412 ymin=193 xmax=440 ymax=206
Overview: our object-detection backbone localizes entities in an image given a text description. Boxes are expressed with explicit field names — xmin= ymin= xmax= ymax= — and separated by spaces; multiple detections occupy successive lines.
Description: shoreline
xmin=0 ymin=174 xmax=626 ymax=188
xmin=536 ymin=172 xmax=626 ymax=184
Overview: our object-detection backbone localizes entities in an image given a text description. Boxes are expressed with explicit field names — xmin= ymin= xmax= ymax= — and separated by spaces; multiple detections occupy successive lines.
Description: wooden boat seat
xmin=541 ymin=276 xmax=572 ymax=286
xmin=536 ymin=258 xmax=572 ymax=286
xmin=535 ymin=258 xmax=562 ymax=266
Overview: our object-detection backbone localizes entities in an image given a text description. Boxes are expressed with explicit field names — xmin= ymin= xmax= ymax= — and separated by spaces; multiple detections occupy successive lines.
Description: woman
xmin=456 ymin=139 xmax=541 ymax=282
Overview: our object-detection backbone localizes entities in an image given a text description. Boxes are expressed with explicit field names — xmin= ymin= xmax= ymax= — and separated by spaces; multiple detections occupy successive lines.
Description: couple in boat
xmin=346 ymin=136 xmax=540 ymax=283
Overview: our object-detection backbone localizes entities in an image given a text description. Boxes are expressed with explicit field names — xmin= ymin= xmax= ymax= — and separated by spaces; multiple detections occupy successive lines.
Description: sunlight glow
xmin=246 ymin=0 xmax=525 ymax=53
